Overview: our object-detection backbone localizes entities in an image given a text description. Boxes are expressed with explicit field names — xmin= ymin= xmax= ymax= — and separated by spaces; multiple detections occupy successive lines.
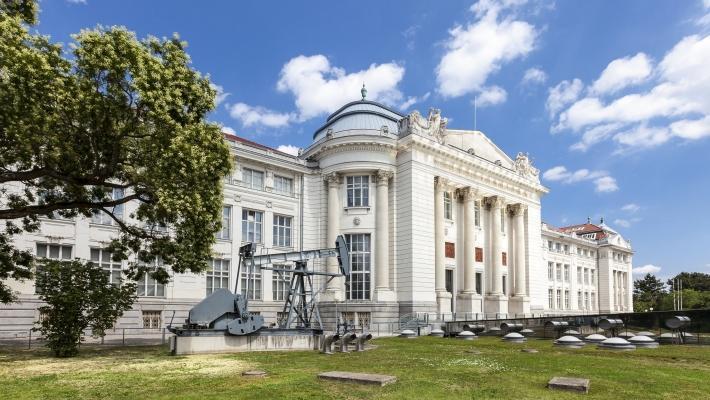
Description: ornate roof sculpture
xmin=398 ymin=108 xmax=448 ymax=144
xmin=513 ymin=152 xmax=540 ymax=182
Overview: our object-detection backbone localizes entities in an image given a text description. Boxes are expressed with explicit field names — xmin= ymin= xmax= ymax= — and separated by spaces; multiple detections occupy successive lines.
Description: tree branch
xmin=0 ymin=193 xmax=148 ymax=220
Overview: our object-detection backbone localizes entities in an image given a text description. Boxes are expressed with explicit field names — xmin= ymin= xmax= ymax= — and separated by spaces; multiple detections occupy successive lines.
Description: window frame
xmin=272 ymin=214 xmax=293 ymax=248
xmin=206 ymin=258 xmax=230 ymax=296
xmin=216 ymin=205 xmax=232 ymax=240
xmin=345 ymin=233 xmax=371 ymax=300
xmin=346 ymin=175 xmax=370 ymax=208
xmin=273 ymin=175 xmax=294 ymax=196
xmin=90 ymin=247 xmax=122 ymax=286
xmin=241 ymin=209 xmax=263 ymax=243
xmin=242 ymin=167 xmax=264 ymax=190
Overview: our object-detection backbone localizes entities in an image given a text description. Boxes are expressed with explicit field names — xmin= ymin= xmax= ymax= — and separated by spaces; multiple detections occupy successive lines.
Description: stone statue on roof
xmin=514 ymin=152 xmax=540 ymax=181
xmin=399 ymin=108 xmax=448 ymax=144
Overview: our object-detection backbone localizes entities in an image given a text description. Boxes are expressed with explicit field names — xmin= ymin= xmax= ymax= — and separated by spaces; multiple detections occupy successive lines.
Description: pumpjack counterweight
xmin=170 ymin=236 xmax=350 ymax=337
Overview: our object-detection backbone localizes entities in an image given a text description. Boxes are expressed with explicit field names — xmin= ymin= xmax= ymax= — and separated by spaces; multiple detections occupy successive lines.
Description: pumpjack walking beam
xmin=237 ymin=235 xmax=350 ymax=330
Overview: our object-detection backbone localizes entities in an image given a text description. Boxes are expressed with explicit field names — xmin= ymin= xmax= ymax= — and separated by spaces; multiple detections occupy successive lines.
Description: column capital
xmin=485 ymin=195 xmax=505 ymax=209
xmin=457 ymin=186 xmax=479 ymax=202
xmin=508 ymin=203 xmax=528 ymax=216
xmin=376 ymin=169 xmax=394 ymax=185
xmin=434 ymin=176 xmax=449 ymax=191
xmin=323 ymin=172 xmax=342 ymax=186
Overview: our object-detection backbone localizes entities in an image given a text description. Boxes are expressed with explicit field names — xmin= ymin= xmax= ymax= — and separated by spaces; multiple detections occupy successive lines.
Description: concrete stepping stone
xmin=548 ymin=377 xmax=590 ymax=393
xmin=242 ymin=370 xmax=267 ymax=377
xmin=318 ymin=371 xmax=397 ymax=386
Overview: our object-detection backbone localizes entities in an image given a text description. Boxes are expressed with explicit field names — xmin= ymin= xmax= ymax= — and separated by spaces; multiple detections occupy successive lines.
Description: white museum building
xmin=0 ymin=96 xmax=634 ymax=334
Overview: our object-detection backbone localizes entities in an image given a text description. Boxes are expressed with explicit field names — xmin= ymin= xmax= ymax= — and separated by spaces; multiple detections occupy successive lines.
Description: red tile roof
xmin=558 ymin=223 xmax=608 ymax=240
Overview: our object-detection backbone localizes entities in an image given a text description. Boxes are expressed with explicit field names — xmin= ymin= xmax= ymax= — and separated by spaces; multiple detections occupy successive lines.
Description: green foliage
xmin=34 ymin=259 xmax=135 ymax=357
xmin=0 ymin=0 xmax=37 ymax=24
xmin=633 ymin=273 xmax=665 ymax=312
xmin=0 ymin=0 xmax=232 ymax=302
xmin=667 ymin=272 xmax=710 ymax=292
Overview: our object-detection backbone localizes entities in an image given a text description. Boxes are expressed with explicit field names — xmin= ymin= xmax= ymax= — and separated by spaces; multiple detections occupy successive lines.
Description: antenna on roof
xmin=474 ymin=95 xmax=477 ymax=131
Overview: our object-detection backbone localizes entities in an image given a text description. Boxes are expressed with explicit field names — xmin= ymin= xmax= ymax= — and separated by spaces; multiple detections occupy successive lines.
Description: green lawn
xmin=1 ymin=336 xmax=709 ymax=399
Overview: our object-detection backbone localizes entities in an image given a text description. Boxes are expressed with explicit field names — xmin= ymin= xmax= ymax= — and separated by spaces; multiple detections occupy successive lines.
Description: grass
xmin=1 ymin=336 xmax=709 ymax=399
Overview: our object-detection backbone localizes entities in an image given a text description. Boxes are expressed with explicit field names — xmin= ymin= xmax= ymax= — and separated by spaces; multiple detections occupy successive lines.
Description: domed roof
xmin=312 ymin=100 xmax=404 ymax=141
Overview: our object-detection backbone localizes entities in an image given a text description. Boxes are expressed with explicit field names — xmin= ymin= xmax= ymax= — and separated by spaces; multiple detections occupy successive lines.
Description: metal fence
xmin=0 ymin=328 xmax=171 ymax=349
xmin=443 ymin=309 xmax=710 ymax=344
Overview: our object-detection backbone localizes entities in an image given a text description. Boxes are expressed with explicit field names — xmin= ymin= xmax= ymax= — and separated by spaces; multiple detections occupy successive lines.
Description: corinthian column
xmin=511 ymin=204 xmax=527 ymax=296
xmin=374 ymin=170 xmax=394 ymax=301
xmin=324 ymin=172 xmax=342 ymax=300
xmin=486 ymin=196 xmax=505 ymax=295
xmin=434 ymin=177 xmax=451 ymax=313
xmin=461 ymin=187 xmax=477 ymax=294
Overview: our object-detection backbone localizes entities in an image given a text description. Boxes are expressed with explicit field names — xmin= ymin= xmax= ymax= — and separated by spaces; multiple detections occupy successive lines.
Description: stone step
xmin=318 ymin=371 xmax=397 ymax=386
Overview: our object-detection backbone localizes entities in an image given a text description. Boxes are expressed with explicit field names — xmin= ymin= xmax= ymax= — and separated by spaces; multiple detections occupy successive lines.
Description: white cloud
xmin=546 ymin=79 xmax=583 ymax=118
xmin=594 ymin=176 xmax=619 ymax=193
xmin=542 ymin=166 xmax=618 ymax=193
xmin=276 ymin=145 xmax=300 ymax=156
xmin=589 ymin=53 xmax=653 ymax=96
xmin=614 ymin=218 xmax=631 ymax=228
xmin=221 ymin=126 xmax=236 ymax=135
xmin=228 ymin=103 xmax=293 ymax=128
xmin=399 ymin=92 xmax=431 ymax=111
xmin=435 ymin=0 xmax=538 ymax=99
xmin=550 ymin=34 xmax=710 ymax=151
xmin=521 ymin=67 xmax=547 ymax=85
xmin=277 ymin=55 xmax=405 ymax=120
xmin=402 ymin=25 xmax=421 ymax=50
xmin=210 ymin=83 xmax=230 ymax=106
xmin=66 ymin=0 xmax=87 ymax=4
xmin=621 ymin=203 xmax=640 ymax=213
xmin=476 ymin=86 xmax=507 ymax=107
xmin=632 ymin=264 xmax=661 ymax=275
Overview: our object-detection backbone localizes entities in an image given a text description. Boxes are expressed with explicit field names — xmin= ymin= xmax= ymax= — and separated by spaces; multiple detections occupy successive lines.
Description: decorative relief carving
xmin=376 ymin=169 xmax=394 ymax=185
xmin=323 ymin=172 xmax=342 ymax=186
xmin=434 ymin=176 xmax=449 ymax=191
xmin=485 ymin=196 xmax=505 ymax=209
xmin=399 ymin=108 xmax=448 ymax=144
xmin=514 ymin=152 xmax=540 ymax=181
xmin=353 ymin=217 xmax=361 ymax=226
xmin=457 ymin=186 xmax=479 ymax=202
xmin=508 ymin=203 xmax=528 ymax=216
xmin=266 ymin=201 xmax=272 ymax=208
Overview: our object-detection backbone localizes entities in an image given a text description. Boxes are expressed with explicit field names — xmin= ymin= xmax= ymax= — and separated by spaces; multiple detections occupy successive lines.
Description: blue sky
xmin=37 ymin=0 xmax=710 ymax=279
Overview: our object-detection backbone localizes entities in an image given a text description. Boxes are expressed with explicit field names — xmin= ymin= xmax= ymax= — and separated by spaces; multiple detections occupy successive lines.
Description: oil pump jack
xmin=169 ymin=236 xmax=350 ymax=337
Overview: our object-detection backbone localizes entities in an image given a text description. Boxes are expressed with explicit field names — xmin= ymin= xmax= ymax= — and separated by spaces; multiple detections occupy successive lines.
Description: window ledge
xmin=344 ymin=206 xmax=371 ymax=214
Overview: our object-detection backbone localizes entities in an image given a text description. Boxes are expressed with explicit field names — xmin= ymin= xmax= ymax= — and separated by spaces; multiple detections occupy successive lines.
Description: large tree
xmin=633 ymin=273 xmax=666 ymax=312
xmin=0 ymin=2 xmax=232 ymax=302
xmin=666 ymin=272 xmax=710 ymax=293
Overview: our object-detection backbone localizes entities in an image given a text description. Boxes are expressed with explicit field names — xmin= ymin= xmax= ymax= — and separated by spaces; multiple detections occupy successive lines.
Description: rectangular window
xmin=502 ymin=275 xmax=507 ymax=295
xmin=591 ymin=292 xmax=596 ymax=310
xmin=555 ymin=242 xmax=561 ymax=252
xmin=475 ymin=272 xmax=482 ymax=294
xmin=345 ymin=233 xmax=371 ymax=300
xmin=564 ymin=264 xmax=569 ymax=282
xmin=35 ymin=244 xmax=73 ymax=294
xmin=445 ymin=242 xmax=455 ymax=258
xmin=590 ymin=269 xmax=595 ymax=285
xmin=272 ymin=264 xmax=292 ymax=301
xmin=564 ymin=290 xmax=570 ymax=309
xmin=556 ymin=263 xmax=562 ymax=281
xmin=242 ymin=168 xmax=264 ymax=190
xmin=548 ymin=240 xmax=553 ymax=250
xmin=240 ymin=262 xmax=262 ymax=300
xmin=91 ymin=188 xmax=125 ymax=225
xmin=475 ymin=247 xmax=483 ymax=262
xmin=548 ymin=262 xmax=554 ymax=280
xmin=90 ymin=248 xmax=122 ymax=286
xmin=341 ymin=312 xmax=355 ymax=328
xmin=585 ymin=292 xmax=590 ymax=310
xmin=577 ymin=267 xmax=582 ymax=284
xmin=276 ymin=312 xmax=289 ymax=327
xmin=577 ymin=247 xmax=582 ymax=256
xmin=474 ymin=201 xmax=481 ymax=226
xmin=556 ymin=289 xmax=562 ymax=309
xmin=241 ymin=209 xmax=263 ymax=243
xmin=584 ymin=268 xmax=589 ymax=284
xmin=206 ymin=258 xmax=230 ymax=296
xmin=142 ymin=311 xmax=161 ymax=329
xmin=578 ymin=291 xmax=583 ymax=309
xmin=356 ymin=312 xmax=371 ymax=330
xmin=444 ymin=192 xmax=452 ymax=220
xmin=273 ymin=175 xmax=293 ymax=195
xmin=502 ymin=252 xmax=507 ymax=266
xmin=273 ymin=215 xmax=292 ymax=247
xmin=563 ymin=244 xmax=569 ymax=254
xmin=548 ymin=289 xmax=554 ymax=309
xmin=137 ymin=257 xmax=165 ymax=297
xmin=346 ymin=175 xmax=369 ymax=207
xmin=216 ymin=205 xmax=232 ymax=240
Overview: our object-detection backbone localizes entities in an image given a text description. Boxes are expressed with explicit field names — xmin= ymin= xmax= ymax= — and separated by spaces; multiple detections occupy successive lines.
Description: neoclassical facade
xmin=0 ymin=99 xmax=634 ymax=334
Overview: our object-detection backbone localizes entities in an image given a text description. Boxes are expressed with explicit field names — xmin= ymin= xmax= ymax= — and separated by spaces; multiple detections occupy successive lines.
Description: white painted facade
xmin=0 ymin=100 xmax=634 ymax=334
